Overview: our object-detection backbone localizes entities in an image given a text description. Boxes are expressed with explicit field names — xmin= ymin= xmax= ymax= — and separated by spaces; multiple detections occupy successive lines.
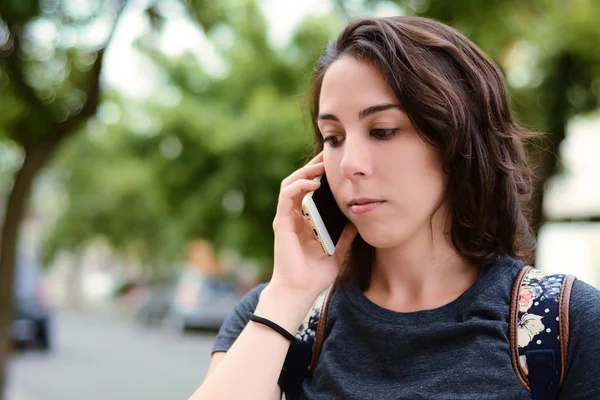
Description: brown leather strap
xmin=308 ymin=283 xmax=336 ymax=374
xmin=558 ymin=274 xmax=576 ymax=384
xmin=510 ymin=266 xmax=576 ymax=391
xmin=509 ymin=265 xmax=532 ymax=392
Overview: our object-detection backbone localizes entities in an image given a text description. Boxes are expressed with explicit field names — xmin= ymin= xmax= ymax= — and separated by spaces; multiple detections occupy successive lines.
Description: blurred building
xmin=539 ymin=114 xmax=600 ymax=287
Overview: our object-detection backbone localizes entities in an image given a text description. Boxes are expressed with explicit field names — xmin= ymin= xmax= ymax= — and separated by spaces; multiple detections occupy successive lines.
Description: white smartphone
xmin=301 ymin=174 xmax=348 ymax=255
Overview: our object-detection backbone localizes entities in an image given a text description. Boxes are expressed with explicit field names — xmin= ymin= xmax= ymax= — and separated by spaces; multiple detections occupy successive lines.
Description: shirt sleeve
xmin=559 ymin=279 xmax=600 ymax=399
xmin=212 ymin=283 xmax=268 ymax=354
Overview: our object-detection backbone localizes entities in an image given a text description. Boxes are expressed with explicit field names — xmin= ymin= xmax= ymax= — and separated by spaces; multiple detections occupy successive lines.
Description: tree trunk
xmin=0 ymin=145 xmax=54 ymax=399
xmin=0 ymin=4 xmax=126 ymax=396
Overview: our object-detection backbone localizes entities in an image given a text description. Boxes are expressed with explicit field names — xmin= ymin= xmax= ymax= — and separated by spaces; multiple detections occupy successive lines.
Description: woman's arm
xmin=189 ymin=152 xmax=356 ymax=399
xmin=207 ymin=353 xmax=283 ymax=400
xmin=204 ymin=352 xmax=225 ymax=377
xmin=189 ymin=285 xmax=313 ymax=400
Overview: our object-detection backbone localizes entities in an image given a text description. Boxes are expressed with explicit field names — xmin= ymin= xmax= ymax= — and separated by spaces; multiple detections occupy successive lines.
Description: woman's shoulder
xmin=240 ymin=282 xmax=269 ymax=307
xmin=569 ymin=278 xmax=600 ymax=328
xmin=226 ymin=282 xmax=269 ymax=313
xmin=515 ymin=265 xmax=599 ymax=332
xmin=212 ymin=283 xmax=268 ymax=354
xmin=559 ymin=278 xmax=600 ymax=397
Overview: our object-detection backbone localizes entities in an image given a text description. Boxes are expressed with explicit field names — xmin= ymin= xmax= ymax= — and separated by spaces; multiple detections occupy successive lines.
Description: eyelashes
xmin=321 ymin=136 xmax=341 ymax=146
xmin=321 ymin=128 xmax=400 ymax=147
xmin=370 ymin=128 xmax=400 ymax=139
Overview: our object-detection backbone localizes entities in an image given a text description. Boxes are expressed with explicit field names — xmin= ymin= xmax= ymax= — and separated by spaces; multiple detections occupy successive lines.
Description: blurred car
xmin=162 ymin=269 xmax=242 ymax=333
xmin=11 ymin=255 xmax=52 ymax=351
xmin=135 ymin=280 xmax=177 ymax=326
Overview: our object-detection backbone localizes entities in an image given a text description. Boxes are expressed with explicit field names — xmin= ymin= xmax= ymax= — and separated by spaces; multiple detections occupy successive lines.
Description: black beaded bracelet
xmin=248 ymin=313 xmax=296 ymax=341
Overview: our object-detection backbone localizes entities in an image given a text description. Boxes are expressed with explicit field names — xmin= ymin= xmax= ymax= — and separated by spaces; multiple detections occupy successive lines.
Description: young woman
xmin=190 ymin=16 xmax=600 ymax=399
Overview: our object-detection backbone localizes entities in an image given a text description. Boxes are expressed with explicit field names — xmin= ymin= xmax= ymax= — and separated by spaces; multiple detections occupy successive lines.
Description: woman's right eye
xmin=322 ymin=135 xmax=344 ymax=147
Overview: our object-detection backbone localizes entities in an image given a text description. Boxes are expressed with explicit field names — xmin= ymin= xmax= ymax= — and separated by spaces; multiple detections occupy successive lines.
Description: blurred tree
xmin=0 ymin=0 xmax=126 ymax=396
xmin=42 ymin=1 xmax=338 ymax=273
xmin=43 ymin=101 xmax=186 ymax=278
xmin=139 ymin=5 xmax=337 ymax=263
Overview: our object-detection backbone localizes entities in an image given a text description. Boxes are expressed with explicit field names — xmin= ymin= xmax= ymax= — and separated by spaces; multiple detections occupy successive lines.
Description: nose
xmin=339 ymin=132 xmax=372 ymax=180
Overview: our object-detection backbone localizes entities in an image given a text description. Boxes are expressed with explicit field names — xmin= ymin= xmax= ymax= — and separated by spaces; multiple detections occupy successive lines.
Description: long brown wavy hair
xmin=308 ymin=16 xmax=536 ymax=289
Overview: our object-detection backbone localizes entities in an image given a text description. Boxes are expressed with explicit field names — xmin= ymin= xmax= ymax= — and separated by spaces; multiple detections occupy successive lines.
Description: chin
xmin=356 ymin=224 xmax=411 ymax=249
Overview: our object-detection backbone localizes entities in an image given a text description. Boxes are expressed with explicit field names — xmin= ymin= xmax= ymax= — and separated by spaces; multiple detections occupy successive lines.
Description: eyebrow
xmin=317 ymin=103 xmax=403 ymax=122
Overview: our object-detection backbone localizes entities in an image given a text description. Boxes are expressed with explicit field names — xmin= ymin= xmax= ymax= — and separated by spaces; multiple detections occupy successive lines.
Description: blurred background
xmin=0 ymin=0 xmax=599 ymax=399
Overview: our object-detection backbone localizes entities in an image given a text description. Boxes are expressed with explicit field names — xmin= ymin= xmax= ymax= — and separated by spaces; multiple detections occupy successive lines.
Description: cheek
xmin=323 ymin=150 xmax=346 ymax=205
xmin=323 ymin=149 xmax=342 ymax=180
xmin=389 ymin=143 xmax=446 ymax=204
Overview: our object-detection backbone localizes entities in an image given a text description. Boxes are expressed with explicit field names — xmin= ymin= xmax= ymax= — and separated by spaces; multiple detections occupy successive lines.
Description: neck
xmin=365 ymin=210 xmax=478 ymax=312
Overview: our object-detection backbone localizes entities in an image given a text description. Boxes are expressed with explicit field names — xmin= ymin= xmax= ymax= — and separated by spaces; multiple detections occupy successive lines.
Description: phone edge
xmin=301 ymin=193 xmax=336 ymax=256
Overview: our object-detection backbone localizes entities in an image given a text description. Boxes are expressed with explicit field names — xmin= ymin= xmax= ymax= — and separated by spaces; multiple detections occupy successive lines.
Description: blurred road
xmin=6 ymin=312 xmax=216 ymax=400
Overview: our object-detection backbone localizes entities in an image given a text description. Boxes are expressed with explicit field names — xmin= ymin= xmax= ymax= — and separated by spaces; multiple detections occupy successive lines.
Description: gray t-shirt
xmin=213 ymin=256 xmax=600 ymax=399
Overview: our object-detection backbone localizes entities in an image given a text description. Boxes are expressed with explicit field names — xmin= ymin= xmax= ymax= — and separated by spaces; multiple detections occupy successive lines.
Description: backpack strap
xmin=308 ymin=283 xmax=336 ymax=374
xmin=509 ymin=265 xmax=576 ymax=399
xmin=280 ymin=284 xmax=336 ymax=400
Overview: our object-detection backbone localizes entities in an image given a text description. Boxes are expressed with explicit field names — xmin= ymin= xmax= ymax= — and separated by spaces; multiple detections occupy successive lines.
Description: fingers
xmin=281 ymin=162 xmax=324 ymax=190
xmin=306 ymin=151 xmax=324 ymax=166
xmin=280 ymin=153 xmax=324 ymax=189
xmin=274 ymin=152 xmax=324 ymax=232
xmin=275 ymin=179 xmax=321 ymax=224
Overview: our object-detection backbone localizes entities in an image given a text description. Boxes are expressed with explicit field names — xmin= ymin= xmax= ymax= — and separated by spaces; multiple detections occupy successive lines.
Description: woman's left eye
xmin=370 ymin=128 xmax=400 ymax=140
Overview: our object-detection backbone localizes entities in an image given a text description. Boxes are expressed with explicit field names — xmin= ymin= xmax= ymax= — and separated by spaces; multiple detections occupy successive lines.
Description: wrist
xmin=253 ymin=284 xmax=316 ymax=335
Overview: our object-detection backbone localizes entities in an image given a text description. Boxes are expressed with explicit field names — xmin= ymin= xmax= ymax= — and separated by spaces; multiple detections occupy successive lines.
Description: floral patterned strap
xmin=280 ymin=284 xmax=335 ymax=400
xmin=509 ymin=265 xmax=577 ymax=395
xmin=294 ymin=285 xmax=333 ymax=342
xmin=309 ymin=284 xmax=337 ymax=373
xmin=281 ymin=285 xmax=336 ymax=400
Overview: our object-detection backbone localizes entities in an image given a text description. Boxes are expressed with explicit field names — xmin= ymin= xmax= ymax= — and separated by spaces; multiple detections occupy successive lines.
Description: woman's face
xmin=317 ymin=56 xmax=447 ymax=249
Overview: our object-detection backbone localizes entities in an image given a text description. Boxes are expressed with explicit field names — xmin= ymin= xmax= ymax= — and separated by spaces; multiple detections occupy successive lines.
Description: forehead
xmin=319 ymin=56 xmax=398 ymax=113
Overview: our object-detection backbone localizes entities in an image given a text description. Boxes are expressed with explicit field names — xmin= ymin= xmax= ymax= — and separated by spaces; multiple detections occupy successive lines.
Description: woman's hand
xmin=269 ymin=152 xmax=357 ymax=305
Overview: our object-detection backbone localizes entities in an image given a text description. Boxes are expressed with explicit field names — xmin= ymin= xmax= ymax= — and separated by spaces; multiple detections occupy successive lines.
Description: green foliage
xmin=0 ymin=0 xmax=40 ymax=25
xmin=42 ymin=0 xmax=337 ymax=271
xmin=43 ymin=110 xmax=185 ymax=265
xmin=0 ymin=0 xmax=125 ymax=146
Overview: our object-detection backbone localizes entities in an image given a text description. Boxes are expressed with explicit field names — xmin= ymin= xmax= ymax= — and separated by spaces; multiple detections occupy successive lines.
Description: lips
xmin=348 ymin=198 xmax=385 ymax=215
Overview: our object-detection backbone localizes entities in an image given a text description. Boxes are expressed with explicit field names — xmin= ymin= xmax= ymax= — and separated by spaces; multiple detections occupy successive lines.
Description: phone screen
xmin=312 ymin=174 xmax=348 ymax=245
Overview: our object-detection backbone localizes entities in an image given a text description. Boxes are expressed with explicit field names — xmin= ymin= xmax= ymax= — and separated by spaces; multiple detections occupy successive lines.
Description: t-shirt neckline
xmin=340 ymin=256 xmax=519 ymax=325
